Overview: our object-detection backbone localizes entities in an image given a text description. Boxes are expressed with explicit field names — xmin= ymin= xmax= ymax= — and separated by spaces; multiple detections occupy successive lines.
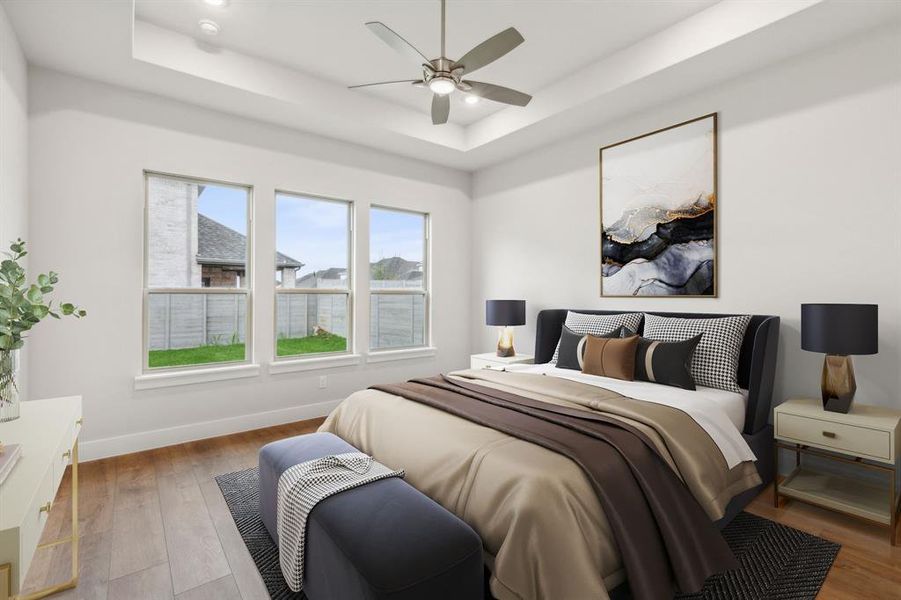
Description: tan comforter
xmin=320 ymin=370 xmax=760 ymax=600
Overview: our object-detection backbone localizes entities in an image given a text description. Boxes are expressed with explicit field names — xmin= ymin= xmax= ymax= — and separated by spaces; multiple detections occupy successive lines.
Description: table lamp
xmin=486 ymin=300 xmax=526 ymax=358
xmin=801 ymin=303 xmax=878 ymax=413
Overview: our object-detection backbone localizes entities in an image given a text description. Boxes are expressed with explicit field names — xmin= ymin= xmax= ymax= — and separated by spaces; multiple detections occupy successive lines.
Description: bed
xmin=320 ymin=309 xmax=780 ymax=600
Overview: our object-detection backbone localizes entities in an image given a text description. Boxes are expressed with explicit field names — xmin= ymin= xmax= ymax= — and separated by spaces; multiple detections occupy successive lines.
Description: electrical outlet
xmin=319 ymin=375 xmax=327 ymax=389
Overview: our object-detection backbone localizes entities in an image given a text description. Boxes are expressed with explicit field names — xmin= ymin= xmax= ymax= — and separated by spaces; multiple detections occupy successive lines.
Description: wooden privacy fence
xmin=149 ymin=287 xmax=424 ymax=351
xmin=275 ymin=293 xmax=348 ymax=341
xmin=149 ymin=293 xmax=247 ymax=350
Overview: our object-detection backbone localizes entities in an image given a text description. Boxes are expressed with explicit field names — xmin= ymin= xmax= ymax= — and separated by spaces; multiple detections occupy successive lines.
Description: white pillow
xmin=642 ymin=314 xmax=751 ymax=393
xmin=551 ymin=312 xmax=644 ymax=363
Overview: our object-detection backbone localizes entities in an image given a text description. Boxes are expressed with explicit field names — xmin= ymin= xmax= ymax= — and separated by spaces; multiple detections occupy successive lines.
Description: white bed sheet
xmin=505 ymin=363 xmax=755 ymax=468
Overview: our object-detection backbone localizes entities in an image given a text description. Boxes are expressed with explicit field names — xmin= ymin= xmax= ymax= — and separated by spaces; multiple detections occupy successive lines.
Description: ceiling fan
xmin=349 ymin=0 xmax=532 ymax=125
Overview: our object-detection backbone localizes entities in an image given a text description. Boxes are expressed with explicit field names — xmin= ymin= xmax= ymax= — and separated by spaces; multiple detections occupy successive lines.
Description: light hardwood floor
xmin=20 ymin=419 xmax=323 ymax=600
xmin=21 ymin=420 xmax=901 ymax=599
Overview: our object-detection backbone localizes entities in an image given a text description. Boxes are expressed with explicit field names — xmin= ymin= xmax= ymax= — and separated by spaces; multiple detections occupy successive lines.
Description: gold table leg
xmin=16 ymin=438 xmax=79 ymax=600
xmin=1 ymin=563 xmax=11 ymax=600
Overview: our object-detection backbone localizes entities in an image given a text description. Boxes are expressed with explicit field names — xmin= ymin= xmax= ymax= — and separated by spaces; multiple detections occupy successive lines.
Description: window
xmin=275 ymin=193 xmax=352 ymax=358
xmin=144 ymin=173 xmax=251 ymax=370
xmin=370 ymin=207 xmax=428 ymax=350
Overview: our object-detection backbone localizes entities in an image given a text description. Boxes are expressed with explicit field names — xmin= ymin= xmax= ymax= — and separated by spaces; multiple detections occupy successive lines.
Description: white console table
xmin=0 ymin=397 xmax=82 ymax=600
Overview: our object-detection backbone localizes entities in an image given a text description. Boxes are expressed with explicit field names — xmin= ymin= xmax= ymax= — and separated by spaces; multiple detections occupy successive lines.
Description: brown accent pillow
xmin=580 ymin=334 xmax=639 ymax=381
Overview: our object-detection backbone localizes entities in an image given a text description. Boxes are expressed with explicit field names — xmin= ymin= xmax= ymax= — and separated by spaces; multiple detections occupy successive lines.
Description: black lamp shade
xmin=801 ymin=304 xmax=878 ymax=355
xmin=486 ymin=300 xmax=526 ymax=327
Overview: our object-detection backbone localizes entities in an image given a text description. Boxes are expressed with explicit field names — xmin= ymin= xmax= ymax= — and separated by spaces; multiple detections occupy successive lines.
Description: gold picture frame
xmin=599 ymin=113 xmax=718 ymax=297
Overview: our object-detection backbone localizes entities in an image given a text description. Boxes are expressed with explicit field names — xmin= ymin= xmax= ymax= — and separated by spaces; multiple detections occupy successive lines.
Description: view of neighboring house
xmin=148 ymin=178 xmax=423 ymax=351
xmin=296 ymin=267 xmax=347 ymax=289
xmin=370 ymin=256 xmax=422 ymax=287
xmin=294 ymin=258 xmax=422 ymax=289
xmin=148 ymin=178 xmax=302 ymax=288
xmin=199 ymin=214 xmax=304 ymax=287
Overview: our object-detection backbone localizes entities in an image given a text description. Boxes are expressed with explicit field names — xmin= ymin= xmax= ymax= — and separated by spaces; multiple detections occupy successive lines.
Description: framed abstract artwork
xmin=600 ymin=113 xmax=717 ymax=297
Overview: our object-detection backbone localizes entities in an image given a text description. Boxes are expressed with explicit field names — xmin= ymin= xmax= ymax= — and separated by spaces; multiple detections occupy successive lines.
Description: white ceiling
xmin=134 ymin=0 xmax=716 ymax=126
xmin=4 ymin=0 xmax=900 ymax=171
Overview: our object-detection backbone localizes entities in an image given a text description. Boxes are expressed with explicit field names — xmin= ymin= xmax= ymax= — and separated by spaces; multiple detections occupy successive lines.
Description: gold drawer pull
xmin=39 ymin=501 xmax=52 ymax=515
xmin=75 ymin=418 xmax=83 ymax=426
xmin=822 ymin=431 xmax=837 ymax=438
xmin=62 ymin=449 xmax=72 ymax=460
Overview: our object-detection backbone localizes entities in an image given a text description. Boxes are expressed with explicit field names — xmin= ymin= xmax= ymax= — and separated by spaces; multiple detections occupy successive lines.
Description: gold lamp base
xmin=496 ymin=326 xmax=515 ymax=358
xmin=822 ymin=354 xmax=856 ymax=413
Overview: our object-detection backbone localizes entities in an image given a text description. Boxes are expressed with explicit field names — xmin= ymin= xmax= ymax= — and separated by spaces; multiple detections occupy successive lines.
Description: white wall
xmin=27 ymin=68 xmax=472 ymax=459
xmin=472 ymin=25 xmax=901 ymax=411
xmin=0 ymin=4 xmax=29 ymax=400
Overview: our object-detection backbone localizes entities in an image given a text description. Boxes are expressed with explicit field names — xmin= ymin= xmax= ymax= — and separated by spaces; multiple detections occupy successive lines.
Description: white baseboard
xmin=79 ymin=399 xmax=342 ymax=462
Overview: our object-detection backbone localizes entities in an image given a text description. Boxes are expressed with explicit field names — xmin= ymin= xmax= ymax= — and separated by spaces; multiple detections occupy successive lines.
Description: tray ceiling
xmin=4 ymin=0 xmax=899 ymax=171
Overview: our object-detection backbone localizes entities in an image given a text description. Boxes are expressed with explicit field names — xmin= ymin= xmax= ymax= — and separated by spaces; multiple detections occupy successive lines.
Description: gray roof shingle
xmin=197 ymin=214 xmax=303 ymax=268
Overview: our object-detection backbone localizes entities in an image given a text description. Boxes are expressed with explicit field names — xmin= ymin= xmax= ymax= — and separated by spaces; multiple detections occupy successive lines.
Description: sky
xmin=276 ymin=193 xmax=348 ymax=277
xmin=198 ymin=185 xmax=247 ymax=234
xmin=197 ymin=186 xmax=424 ymax=276
xmin=369 ymin=206 xmax=424 ymax=266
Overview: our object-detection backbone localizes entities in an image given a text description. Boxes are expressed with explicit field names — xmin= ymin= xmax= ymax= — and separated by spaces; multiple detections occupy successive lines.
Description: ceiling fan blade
xmin=348 ymin=80 xmax=422 ymax=89
xmin=365 ymin=21 xmax=431 ymax=66
xmin=465 ymin=81 xmax=531 ymax=106
xmin=453 ymin=27 xmax=524 ymax=75
xmin=431 ymin=94 xmax=450 ymax=125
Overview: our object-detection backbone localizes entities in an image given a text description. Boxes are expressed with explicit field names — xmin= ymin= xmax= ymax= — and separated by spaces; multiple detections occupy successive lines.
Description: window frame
xmin=142 ymin=171 xmax=254 ymax=373
xmin=273 ymin=190 xmax=354 ymax=361
xmin=368 ymin=204 xmax=430 ymax=353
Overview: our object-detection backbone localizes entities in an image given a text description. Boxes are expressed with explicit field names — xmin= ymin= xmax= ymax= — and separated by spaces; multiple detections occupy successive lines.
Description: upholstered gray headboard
xmin=534 ymin=310 xmax=780 ymax=436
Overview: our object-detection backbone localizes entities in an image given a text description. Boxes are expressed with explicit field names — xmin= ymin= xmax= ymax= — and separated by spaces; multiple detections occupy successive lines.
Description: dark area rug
xmin=216 ymin=467 xmax=840 ymax=600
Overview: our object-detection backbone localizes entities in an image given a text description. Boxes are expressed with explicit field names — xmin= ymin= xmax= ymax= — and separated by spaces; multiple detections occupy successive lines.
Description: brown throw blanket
xmin=372 ymin=376 xmax=738 ymax=600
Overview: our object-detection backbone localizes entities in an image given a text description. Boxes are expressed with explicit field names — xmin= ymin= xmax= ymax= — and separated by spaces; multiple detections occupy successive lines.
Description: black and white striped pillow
xmin=556 ymin=325 xmax=633 ymax=371
xmin=642 ymin=314 xmax=751 ymax=393
xmin=551 ymin=312 xmax=644 ymax=363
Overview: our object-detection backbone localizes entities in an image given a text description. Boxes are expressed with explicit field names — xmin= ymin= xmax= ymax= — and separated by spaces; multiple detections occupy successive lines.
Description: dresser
xmin=774 ymin=397 xmax=900 ymax=544
xmin=0 ymin=397 xmax=82 ymax=600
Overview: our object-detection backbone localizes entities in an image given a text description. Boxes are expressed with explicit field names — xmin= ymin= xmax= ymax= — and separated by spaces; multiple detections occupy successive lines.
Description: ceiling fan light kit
xmin=428 ymin=77 xmax=456 ymax=95
xmin=350 ymin=0 xmax=532 ymax=125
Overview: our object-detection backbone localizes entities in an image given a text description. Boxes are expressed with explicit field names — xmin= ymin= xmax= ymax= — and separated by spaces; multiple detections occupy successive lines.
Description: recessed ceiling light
xmin=464 ymin=95 xmax=480 ymax=105
xmin=198 ymin=19 xmax=220 ymax=35
xmin=202 ymin=0 xmax=228 ymax=7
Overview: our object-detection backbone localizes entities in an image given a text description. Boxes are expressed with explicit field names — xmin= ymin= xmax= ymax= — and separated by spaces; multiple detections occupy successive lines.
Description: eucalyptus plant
xmin=0 ymin=239 xmax=85 ymax=353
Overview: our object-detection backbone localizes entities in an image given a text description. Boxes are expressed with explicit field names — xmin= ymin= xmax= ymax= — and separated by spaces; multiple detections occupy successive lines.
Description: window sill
xmin=134 ymin=363 xmax=261 ymax=390
xmin=366 ymin=347 xmax=437 ymax=364
xmin=268 ymin=354 xmax=363 ymax=374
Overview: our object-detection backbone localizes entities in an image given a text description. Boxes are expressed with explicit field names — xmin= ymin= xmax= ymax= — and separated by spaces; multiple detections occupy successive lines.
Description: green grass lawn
xmin=276 ymin=333 xmax=347 ymax=356
xmin=149 ymin=333 xmax=347 ymax=368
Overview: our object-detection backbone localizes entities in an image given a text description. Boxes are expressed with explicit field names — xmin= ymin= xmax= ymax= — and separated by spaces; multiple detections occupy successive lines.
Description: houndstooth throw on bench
xmin=276 ymin=452 xmax=404 ymax=592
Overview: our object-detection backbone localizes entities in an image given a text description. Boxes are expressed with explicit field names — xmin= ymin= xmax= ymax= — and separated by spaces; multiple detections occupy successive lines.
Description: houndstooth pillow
xmin=642 ymin=314 xmax=751 ymax=393
xmin=551 ymin=312 xmax=644 ymax=363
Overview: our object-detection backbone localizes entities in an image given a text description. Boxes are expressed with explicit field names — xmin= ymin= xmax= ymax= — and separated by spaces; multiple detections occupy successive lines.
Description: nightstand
xmin=774 ymin=398 xmax=901 ymax=544
xmin=470 ymin=353 xmax=534 ymax=370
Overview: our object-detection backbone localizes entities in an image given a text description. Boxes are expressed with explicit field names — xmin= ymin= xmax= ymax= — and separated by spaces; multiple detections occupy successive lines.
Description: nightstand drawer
xmin=470 ymin=356 xmax=498 ymax=369
xmin=470 ymin=353 xmax=534 ymax=370
xmin=776 ymin=412 xmax=892 ymax=461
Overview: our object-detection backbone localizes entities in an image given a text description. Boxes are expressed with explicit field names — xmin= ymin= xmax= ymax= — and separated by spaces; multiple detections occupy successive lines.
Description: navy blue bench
xmin=259 ymin=432 xmax=484 ymax=600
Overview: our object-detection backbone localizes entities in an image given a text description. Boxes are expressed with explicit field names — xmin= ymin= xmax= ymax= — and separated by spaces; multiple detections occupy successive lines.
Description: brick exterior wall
xmin=201 ymin=265 xmax=243 ymax=288
xmin=147 ymin=176 xmax=201 ymax=287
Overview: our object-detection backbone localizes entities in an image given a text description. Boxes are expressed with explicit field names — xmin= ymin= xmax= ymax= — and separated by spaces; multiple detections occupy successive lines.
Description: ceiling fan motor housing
xmin=423 ymin=59 xmax=465 ymax=95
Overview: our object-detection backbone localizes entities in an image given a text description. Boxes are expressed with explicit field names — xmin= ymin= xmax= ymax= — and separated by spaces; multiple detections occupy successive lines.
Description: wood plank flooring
xmin=20 ymin=419 xmax=323 ymax=600
xmin=21 ymin=419 xmax=901 ymax=599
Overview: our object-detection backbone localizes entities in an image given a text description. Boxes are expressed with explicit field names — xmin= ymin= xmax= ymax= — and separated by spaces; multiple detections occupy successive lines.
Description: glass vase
xmin=0 ymin=349 xmax=20 ymax=422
